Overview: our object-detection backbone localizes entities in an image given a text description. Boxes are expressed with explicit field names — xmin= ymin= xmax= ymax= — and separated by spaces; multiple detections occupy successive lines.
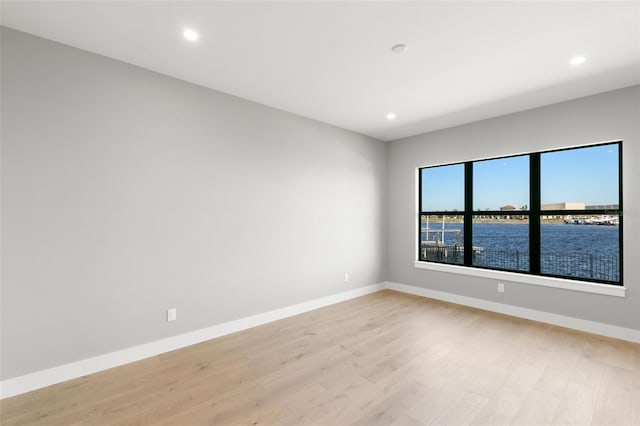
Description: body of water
xmin=420 ymin=222 xmax=620 ymax=281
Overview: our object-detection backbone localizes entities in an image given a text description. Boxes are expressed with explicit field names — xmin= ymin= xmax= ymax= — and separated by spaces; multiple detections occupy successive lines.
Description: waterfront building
xmin=541 ymin=202 xmax=585 ymax=210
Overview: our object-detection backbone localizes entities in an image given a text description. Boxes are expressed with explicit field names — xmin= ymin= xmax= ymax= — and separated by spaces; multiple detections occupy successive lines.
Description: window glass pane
xmin=473 ymin=155 xmax=529 ymax=211
xmin=472 ymin=217 xmax=529 ymax=272
xmin=421 ymin=164 xmax=464 ymax=212
xmin=420 ymin=215 xmax=464 ymax=264
xmin=541 ymin=214 xmax=620 ymax=281
xmin=541 ymin=144 xmax=619 ymax=208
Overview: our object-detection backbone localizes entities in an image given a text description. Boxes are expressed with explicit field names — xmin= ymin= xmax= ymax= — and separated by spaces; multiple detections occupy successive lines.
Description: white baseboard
xmin=0 ymin=283 xmax=385 ymax=399
xmin=3 ymin=280 xmax=638 ymax=399
xmin=385 ymin=281 xmax=640 ymax=344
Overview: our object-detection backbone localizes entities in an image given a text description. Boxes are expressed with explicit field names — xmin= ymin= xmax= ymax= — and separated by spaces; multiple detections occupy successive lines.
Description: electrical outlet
xmin=344 ymin=272 xmax=349 ymax=283
xmin=167 ymin=308 xmax=177 ymax=322
xmin=497 ymin=282 xmax=505 ymax=293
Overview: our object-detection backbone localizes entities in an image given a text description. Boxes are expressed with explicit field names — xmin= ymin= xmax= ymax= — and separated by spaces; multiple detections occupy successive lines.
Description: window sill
xmin=413 ymin=261 xmax=626 ymax=297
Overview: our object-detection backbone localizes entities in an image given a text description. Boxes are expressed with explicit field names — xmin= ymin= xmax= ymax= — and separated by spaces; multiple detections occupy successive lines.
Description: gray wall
xmin=0 ymin=28 xmax=387 ymax=379
xmin=388 ymin=86 xmax=640 ymax=330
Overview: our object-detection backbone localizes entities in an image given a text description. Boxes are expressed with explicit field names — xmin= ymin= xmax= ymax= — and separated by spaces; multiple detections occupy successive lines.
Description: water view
xmin=420 ymin=221 xmax=620 ymax=282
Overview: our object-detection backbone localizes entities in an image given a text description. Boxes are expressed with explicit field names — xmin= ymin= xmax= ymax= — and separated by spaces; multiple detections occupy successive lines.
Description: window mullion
xmin=464 ymin=162 xmax=473 ymax=265
xmin=530 ymin=153 xmax=541 ymax=274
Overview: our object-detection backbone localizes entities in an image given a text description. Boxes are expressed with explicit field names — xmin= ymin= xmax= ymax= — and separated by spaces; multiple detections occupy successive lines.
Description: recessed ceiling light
xmin=570 ymin=55 xmax=586 ymax=66
xmin=391 ymin=44 xmax=407 ymax=54
xmin=183 ymin=29 xmax=199 ymax=42
xmin=387 ymin=112 xmax=397 ymax=120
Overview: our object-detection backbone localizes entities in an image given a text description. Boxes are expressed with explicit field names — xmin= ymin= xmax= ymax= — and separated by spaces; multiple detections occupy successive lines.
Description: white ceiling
xmin=1 ymin=1 xmax=639 ymax=141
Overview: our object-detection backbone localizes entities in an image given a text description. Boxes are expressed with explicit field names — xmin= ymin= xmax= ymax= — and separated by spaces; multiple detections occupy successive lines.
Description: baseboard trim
xmin=0 ymin=283 xmax=385 ymax=399
xmin=3 ymin=280 xmax=637 ymax=399
xmin=385 ymin=281 xmax=640 ymax=344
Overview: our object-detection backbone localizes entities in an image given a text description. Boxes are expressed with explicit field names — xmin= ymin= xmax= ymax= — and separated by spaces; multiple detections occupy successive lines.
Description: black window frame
xmin=418 ymin=141 xmax=623 ymax=286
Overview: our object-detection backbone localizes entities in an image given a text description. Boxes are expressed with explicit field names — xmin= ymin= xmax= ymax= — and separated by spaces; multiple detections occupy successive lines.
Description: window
xmin=418 ymin=142 xmax=622 ymax=285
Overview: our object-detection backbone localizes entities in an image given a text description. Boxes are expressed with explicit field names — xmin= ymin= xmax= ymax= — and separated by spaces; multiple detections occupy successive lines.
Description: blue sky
xmin=421 ymin=143 xmax=619 ymax=211
xmin=474 ymin=155 xmax=529 ymax=210
xmin=421 ymin=163 xmax=465 ymax=211
xmin=541 ymin=144 xmax=618 ymax=206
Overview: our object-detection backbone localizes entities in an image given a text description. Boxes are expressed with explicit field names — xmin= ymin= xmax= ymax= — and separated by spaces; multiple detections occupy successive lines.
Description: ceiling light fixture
xmin=570 ymin=55 xmax=586 ymax=66
xmin=183 ymin=29 xmax=199 ymax=42
xmin=387 ymin=112 xmax=396 ymax=120
xmin=391 ymin=44 xmax=407 ymax=54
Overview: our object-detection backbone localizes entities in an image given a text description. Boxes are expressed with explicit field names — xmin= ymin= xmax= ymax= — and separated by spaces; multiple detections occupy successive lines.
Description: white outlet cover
xmin=167 ymin=308 xmax=177 ymax=322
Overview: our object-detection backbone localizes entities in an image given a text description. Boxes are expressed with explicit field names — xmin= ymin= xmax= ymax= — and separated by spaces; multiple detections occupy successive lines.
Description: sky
xmin=421 ymin=143 xmax=619 ymax=211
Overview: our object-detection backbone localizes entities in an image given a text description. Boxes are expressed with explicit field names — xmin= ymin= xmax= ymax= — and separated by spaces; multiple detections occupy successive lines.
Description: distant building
xmin=586 ymin=204 xmax=619 ymax=210
xmin=541 ymin=202 xmax=585 ymax=211
xmin=500 ymin=204 xmax=518 ymax=211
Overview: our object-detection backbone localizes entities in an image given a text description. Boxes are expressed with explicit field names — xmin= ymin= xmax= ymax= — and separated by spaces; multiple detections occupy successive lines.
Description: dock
xmin=420 ymin=227 xmax=483 ymax=260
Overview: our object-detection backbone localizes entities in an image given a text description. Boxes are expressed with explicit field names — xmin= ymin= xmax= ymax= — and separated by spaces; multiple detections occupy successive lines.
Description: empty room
xmin=1 ymin=1 xmax=639 ymax=425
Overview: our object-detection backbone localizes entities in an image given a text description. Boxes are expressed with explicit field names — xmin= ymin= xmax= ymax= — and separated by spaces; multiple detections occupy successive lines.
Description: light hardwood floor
xmin=2 ymin=289 xmax=639 ymax=425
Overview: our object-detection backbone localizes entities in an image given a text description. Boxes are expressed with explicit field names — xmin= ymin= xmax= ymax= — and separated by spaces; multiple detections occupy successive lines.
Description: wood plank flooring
xmin=1 ymin=289 xmax=639 ymax=425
